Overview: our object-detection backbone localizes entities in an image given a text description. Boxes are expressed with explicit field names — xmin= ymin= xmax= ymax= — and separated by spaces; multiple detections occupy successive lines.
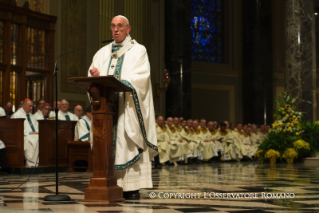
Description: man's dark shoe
xmin=154 ymin=164 xmax=162 ymax=169
xmin=208 ymin=158 xmax=215 ymax=163
xmin=187 ymin=158 xmax=195 ymax=164
xmin=123 ymin=190 xmax=140 ymax=200
xmin=178 ymin=161 xmax=185 ymax=165
xmin=195 ymin=160 xmax=203 ymax=164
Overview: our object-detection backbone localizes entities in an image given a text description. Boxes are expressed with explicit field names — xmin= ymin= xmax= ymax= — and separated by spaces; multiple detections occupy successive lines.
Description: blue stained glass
xmin=191 ymin=0 xmax=223 ymax=63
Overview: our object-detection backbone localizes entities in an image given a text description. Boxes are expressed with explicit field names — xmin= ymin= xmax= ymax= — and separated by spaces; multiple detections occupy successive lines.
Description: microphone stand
xmin=44 ymin=39 xmax=113 ymax=202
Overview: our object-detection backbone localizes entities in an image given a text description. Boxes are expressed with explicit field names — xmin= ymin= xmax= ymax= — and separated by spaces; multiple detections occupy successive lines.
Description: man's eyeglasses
xmin=110 ymin=24 xmax=127 ymax=31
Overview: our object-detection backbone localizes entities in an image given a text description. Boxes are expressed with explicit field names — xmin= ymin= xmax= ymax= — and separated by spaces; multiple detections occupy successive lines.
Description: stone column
xmin=243 ymin=0 xmax=273 ymax=125
xmin=284 ymin=0 xmax=316 ymax=121
xmin=165 ymin=0 xmax=191 ymax=118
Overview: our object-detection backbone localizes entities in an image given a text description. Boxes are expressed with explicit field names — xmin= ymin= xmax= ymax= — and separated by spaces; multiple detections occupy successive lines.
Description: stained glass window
xmin=11 ymin=23 xmax=19 ymax=65
xmin=10 ymin=71 xmax=17 ymax=106
xmin=27 ymin=27 xmax=46 ymax=69
xmin=191 ymin=0 xmax=223 ymax=63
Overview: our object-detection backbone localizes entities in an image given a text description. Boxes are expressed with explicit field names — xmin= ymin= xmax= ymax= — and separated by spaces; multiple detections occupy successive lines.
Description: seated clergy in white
xmin=74 ymin=105 xmax=83 ymax=119
xmin=0 ymin=139 xmax=9 ymax=169
xmin=58 ymin=99 xmax=79 ymax=121
xmin=34 ymin=103 xmax=51 ymax=120
xmin=11 ymin=98 xmax=39 ymax=167
xmin=3 ymin=101 xmax=13 ymax=116
xmin=0 ymin=106 xmax=5 ymax=116
xmin=74 ymin=106 xmax=93 ymax=149
xmin=35 ymin=99 xmax=45 ymax=115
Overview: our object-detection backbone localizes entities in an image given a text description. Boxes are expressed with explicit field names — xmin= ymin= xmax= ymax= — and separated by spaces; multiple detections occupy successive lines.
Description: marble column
xmin=284 ymin=0 xmax=316 ymax=121
xmin=165 ymin=0 xmax=191 ymax=118
xmin=243 ymin=0 xmax=273 ymax=125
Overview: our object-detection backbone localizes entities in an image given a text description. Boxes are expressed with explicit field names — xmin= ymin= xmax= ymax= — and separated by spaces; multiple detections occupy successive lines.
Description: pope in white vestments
xmin=88 ymin=15 xmax=158 ymax=199
xmin=11 ymin=99 xmax=39 ymax=166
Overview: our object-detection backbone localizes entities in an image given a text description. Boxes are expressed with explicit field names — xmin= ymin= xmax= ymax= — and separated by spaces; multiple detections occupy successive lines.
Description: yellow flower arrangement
xmin=264 ymin=149 xmax=280 ymax=159
xmin=271 ymin=92 xmax=303 ymax=135
xmin=293 ymin=139 xmax=310 ymax=150
xmin=282 ymin=148 xmax=298 ymax=159
xmin=254 ymin=150 xmax=264 ymax=158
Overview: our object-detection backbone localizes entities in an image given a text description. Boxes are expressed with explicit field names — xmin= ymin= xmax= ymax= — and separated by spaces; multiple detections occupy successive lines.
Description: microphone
xmin=53 ymin=39 xmax=114 ymax=76
xmin=44 ymin=38 xmax=113 ymax=202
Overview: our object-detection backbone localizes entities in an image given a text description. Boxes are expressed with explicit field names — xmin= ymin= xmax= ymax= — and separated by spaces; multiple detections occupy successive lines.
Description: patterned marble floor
xmin=1 ymin=162 xmax=319 ymax=212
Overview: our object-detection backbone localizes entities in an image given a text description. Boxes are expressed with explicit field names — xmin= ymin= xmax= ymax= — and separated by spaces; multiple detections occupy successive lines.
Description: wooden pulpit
xmin=69 ymin=76 xmax=132 ymax=202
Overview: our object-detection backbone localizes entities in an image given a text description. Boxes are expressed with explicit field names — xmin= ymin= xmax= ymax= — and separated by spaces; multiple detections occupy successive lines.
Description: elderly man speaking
xmin=88 ymin=15 xmax=158 ymax=200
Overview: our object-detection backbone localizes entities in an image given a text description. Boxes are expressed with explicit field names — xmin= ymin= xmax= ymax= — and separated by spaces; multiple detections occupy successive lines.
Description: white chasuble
xmin=58 ymin=111 xmax=79 ymax=121
xmin=0 ymin=107 xmax=5 ymax=116
xmin=156 ymin=125 xmax=171 ymax=163
xmin=11 ymin=108 xmax=39 ymax=163
xmin=88 ymin=35 xmax=158 ymax=191
xmin=34 ymin=111 xmax=48 ymax=120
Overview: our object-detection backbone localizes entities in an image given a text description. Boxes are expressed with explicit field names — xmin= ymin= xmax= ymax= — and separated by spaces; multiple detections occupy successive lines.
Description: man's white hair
xmin=114 ymin=15 xmax=130 ymax=26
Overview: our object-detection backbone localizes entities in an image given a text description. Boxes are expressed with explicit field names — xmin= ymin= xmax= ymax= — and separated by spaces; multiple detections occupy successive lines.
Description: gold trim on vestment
xmin=218 ymin=130 xmax=228 ymax=136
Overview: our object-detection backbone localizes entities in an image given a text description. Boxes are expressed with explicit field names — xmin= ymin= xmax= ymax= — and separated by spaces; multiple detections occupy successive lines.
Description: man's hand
xmin=90 ymin=67 xmax=100 ymax=76
xmin=30 ymin=132 xmax=38 ymax=135
xmin=178 ymin=139 xmax=183 ymax=143
xmin=168 ymin=141 xmax=171 ymax=144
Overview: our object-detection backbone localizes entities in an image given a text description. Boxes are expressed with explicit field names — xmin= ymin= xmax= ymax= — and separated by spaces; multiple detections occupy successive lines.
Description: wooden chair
xmin=67 ymin=140 xmax=92 ymax=172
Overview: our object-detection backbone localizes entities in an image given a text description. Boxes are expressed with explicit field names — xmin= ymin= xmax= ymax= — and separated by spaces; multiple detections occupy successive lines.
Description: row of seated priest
xmin=0 ymin=99 xmax=84 ymax=121
xmin=155 ymin=116 xmax=270 ymax=167
xmin=0 ymin=98 xmax=92 ymax=168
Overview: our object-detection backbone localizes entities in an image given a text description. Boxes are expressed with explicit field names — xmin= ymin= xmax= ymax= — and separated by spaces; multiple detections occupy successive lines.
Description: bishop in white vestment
xmin=11 ymin=99 xmax=39 ymax=166
xmin=88 ymin=15 xmax=157 ymax=199
xmin=34 ymin=103 xmax=51 ymax=120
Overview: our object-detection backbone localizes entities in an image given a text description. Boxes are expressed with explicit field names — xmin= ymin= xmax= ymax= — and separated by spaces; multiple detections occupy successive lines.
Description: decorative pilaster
xmin=124 ymin=0 xmax=148 ymax=46
xmin=284 ymin=0 xmax=316 ymax=121
xmin=242 ymin=0 xmax=273 ymax=125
